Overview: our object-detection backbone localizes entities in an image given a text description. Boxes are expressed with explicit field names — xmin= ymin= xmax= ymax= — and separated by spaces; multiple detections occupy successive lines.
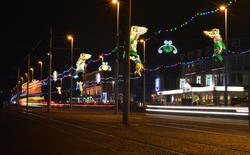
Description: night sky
xmin=1 ymin=0 xmax=250 ymax=94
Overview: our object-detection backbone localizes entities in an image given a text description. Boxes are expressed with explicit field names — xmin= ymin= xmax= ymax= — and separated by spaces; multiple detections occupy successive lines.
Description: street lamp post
xmin=140 ymin=39 xmax=146 ymax=106
xmin=38 ymin=61 xmax=43 ymax=81
xmin=112 ymin=0 xmax=120 ymax=114
xmin=68 ymin=35 xmax=74 ymax=110
xmin=17 ymin=67 xmax=20 ymax=106
xmin=30 ymin=68 xmax=34 ymax=82
xmin=25 ymin=73 xmax=28 ymax=82
xmin=60 ymin=78 xmax=63 ymax=103
xmin=220 ymin=6 xmax=228 ymax=106
xmin=20 ymin=77 xmax=24 ymax=84
xmin=123 ymin=0 xmax=131 ymax=125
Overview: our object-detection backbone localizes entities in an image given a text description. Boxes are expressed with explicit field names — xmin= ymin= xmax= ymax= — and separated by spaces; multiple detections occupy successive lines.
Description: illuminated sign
xmin=53 ymin=71 xmax=58 ymax=82
xmin=96 ymin=73 xmax=101 ymax=84
xmin=102 ymin=92 xmax=108 ymax=103
xmin=155 ymin=78 xmax=160 ymax=92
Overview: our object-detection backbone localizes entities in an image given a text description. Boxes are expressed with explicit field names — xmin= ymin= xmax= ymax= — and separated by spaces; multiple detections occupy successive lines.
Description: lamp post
xmin=25 ymin=73 xmax=28 ymax=82
xmin=20 ymin=77 xmax=24 ymax=84
xmin=30 ymin=67 xmax=34 ymax=81
xmin=112 ymin=0 xmax=120 ymax=114
xmin=220 ymin=6 xmax=228 ymax=106
xmin=140 ymin=39 xmax=146 ymax=106
xmin=38 ymin=61 xmax=43 ymax=81
xmin=60 ymin=78 xmax=63 ymax=103
xmin=68 ymin=35 xmax=74 ymax=109
xmin=123 ymin=0 xmax=131 ymax=125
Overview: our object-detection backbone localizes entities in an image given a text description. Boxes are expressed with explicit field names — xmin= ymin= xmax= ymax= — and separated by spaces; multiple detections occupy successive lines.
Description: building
xmin=155 ymin=45 xmax=250 ymax=106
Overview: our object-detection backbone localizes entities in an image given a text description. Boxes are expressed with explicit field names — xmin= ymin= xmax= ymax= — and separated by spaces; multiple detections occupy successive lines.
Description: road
xmin=1 ymin=106 xmax=250 ymax=155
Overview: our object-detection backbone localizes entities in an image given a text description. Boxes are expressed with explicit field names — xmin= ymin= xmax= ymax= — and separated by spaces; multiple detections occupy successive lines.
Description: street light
xmin=68 ymin=35 xmax=74 ymax=109
xmin=30 ymin=67 xmax=34 ymax=81
xmin=140 ymin=39 xmax=146 ymax=106
xmin=220 ymin=5 xmax=228 ymax=106
xmin=38 ymin=61 xmax=43 ymax=81
xmin=99 ymin=55 xmax=103 ymax=63
xmin=20 ymin=77 xmax=24 ymax=84
xmin=25 ymin=73 xmax=28 ymax=82
xmin=112 ymin=0 xmax=120 ymax=114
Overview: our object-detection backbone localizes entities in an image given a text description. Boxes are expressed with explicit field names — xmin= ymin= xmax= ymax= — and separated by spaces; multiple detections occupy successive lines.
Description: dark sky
xmin=1 ymin=0 xmax=249 ymax=92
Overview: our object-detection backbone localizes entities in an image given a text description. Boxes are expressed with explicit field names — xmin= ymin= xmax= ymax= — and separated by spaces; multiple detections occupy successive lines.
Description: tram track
xmin=15 ymin=109 xmax=250 ymax=154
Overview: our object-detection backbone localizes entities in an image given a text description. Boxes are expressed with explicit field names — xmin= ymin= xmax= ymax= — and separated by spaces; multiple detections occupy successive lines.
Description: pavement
xmin=1 ymin=106 xmax=250 ymax=155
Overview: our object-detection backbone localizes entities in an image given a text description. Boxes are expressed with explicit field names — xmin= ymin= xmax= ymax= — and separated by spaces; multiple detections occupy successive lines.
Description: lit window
xmin=196 ymin=76 xmax=201 ymax=84
xmin=206 ymin=74 xmax=213 ymax=86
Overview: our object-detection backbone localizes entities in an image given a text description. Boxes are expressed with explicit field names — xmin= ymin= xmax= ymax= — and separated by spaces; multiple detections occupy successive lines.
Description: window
xmin=180 ymin=79 xmax=185 ymax=89
xmin=214 ymin=74 xmax=219 ymax=86
xmin=206 ymin=74 xmax=213 ymax=86
xmin=196 ymin=76 xmax=201 ymax=85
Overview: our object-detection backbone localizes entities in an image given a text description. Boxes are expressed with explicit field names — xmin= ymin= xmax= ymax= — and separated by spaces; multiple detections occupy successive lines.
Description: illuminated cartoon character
xmin=192 ymin=94 xmax=200 ymax=105
xmin=130 ymin=26 xmax=148 ymax=57
xmin=204 ymin=29 xmax=226 ymax=62
xmin=158 ymin=40 xmax=178 ymax=54
xmin=130 ymin=56 xmax=144 ymax=77
xmin=76 ymin=53 xmax=92 ymax=73
xmin=126 ymin=26 xmax=148 ymax=76
xmin=76 ymin=81 xmax=83 ymax=96
xmin=56 ymin=87 xmax=62 ymax=95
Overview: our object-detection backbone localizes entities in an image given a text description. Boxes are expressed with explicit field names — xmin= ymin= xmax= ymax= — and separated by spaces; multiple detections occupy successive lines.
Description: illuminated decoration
xmin=76 ymin=81 xmax=84 ymax=96
xmin=146 ymin=0 xmax=236 ymax=40
xmin=130 ymin=56 xmax=144 ymax=77
xmin=96 ymin=73 xmax=101 ymax=84
xmin=102 ymin=92 xmax=108 ymax=104
xmin=56 ymin=87 xmax=62 ymax=95
xmin=155 ymin=77 xmax=160 ymax=92
xmin=40 ymin=49 xmax=249 ymax=84
xmin=158 ymin=40 xmax=178 ymax=54
xmin=99 ymin=62 xmax=112 ymax=71
xmin=127 ymin=26 xmax=148 ymax=76
xmin=130 ymin=26 xmax=148 ymax=57
xmin=192 ymin=94 xmax=200 ymax=104
xmin=76 ymin=53 xmax=92 ymax=73
xmin=53 ymin=71 xmax=58 ymax=82
xmin=204 ymin=28 xmax=226 ymax=62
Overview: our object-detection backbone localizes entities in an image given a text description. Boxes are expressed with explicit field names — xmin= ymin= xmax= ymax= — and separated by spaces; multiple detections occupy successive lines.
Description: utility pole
xmin=248 ymin=84 xmax=250 ymax=126
xmin=115 ymin=1 xmax=120 ymax=114
xmin=26 ymin=55 xmax=30 ymax=111
xmin=123 ymin=0 xmax=131 ymax=125
xmin=222 ymin=7 xmax=228 ymax=106
xmin=17 ymin=67 xmax=20 ymax=106
xmin=48 ymin=26 xmax=52 ymax=112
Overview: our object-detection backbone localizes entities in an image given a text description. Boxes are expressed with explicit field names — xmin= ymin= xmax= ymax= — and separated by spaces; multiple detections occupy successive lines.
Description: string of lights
xmin=146 ymin=0 xmax=236 ymax=41
xmin=41 ymin=49 xmax=249 ymax=84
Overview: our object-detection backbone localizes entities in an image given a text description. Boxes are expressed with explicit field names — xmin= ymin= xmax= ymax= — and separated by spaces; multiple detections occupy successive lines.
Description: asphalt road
xmin=1 ymin=106 xmax=250 ymax=155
